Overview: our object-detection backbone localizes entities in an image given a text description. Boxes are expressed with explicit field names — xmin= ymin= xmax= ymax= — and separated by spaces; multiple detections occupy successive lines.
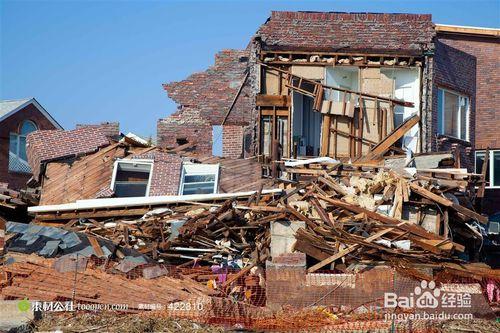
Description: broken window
xmin=179 ymin=163 xmax=219 ymax=195
xmin=437 ymin=88 xmax=469 ymax=141
xmin=111 ymin=160 xmax=153 ymax=197
xmin=9 ymin=120 xmax=37 ymax=173
xmin=475 ymin=150 xmax=500 ymax=188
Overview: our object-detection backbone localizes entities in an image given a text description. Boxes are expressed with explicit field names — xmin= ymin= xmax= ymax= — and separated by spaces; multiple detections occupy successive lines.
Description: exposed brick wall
xmin=431 ymin=40 xmax=477 ymax=171
xmin=131 ymin=151 xmax=183 ymax=196
xmin=157 ymin=107 xmax=212 ymax=155
xmin=0 ymin=103 xmax=59 ymax=190
xmin=222 ymin=125 xmax=244 ymax=159
xmin=26 ymin=126 xmax=112 ymax=181
xmin=76 ymin=122 xmax=120 ymax=138
xmin=162 ymin=49 xmax=253 ymax=126
xmin=257 ymin=11 xmax=435 ymax=55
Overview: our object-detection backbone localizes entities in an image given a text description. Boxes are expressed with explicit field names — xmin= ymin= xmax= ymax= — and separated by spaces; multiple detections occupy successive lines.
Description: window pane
xmin=460 ymin=97 xmax=468 ymax=140
xmin=494 ymin=152 xmax=500 ymax=187
xmin=475 ymin=152 xmax=490 ymax=185
xmin=444 ymin=91 xmax=459 ymax=137
xmin=20 ymin=121 xmax=37 ymax=135
xmin=113 ymin=162 xmax=152 ymax=197
xmin=114 ymin=183 xmax=148 ymax=197
xmin=184 ymin=174 xmax=215 ymax=183
xmin=19 ymin=136 xmax=27 ymax=161
xmin=182 ymin=182 xmax=215 ymax=195
xmin=9 ymin=134 xmax=18 ymax=154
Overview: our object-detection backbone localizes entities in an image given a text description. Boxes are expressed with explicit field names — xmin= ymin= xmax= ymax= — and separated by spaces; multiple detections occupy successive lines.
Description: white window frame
xmin=9 ymin=120 xmax=38 ymax=173
xmin=179 ymin=163 xmax=220 ymax=195
xmin=110 ymin=159 xmax=154 ymax=196
xmin=438 ymin=87 xmax=470 ymax=141
xmin=475 ymin=150 xmax=500 ymax=189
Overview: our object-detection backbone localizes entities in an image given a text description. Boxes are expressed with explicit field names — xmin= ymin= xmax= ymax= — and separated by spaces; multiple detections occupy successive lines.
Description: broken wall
xmin=161 ymin=49 xmax=255 ymax=156
xmin=157 ymin=107 xmax=213 ymax=155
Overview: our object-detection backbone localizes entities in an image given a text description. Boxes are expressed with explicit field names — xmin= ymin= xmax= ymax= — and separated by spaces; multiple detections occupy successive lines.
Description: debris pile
xmin=1 ymin=161 xmax=498 ymax=325
xmin=4 ymin=162 xmax=493 ymax=275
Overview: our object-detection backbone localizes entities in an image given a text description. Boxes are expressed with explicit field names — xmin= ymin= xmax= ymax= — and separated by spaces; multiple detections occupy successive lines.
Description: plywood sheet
xmin=291 ymin=66 xmax=324 ymax=80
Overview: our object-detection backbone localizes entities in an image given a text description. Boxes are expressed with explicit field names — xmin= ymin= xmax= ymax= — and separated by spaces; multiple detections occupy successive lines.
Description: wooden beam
xmin=262 ymin=63 xmax=414 ymax=107
xmin=315 ymin=195 xmax=445 ymax=241
xmin=256 ymin=94 xmax=291 ymax=107
xmin=358 ymin=115 xmax=420 ymax=163
xmin=409 ymin=183 xmax=488 ymax=224
xmin=320 ymin=114 xmax=332 ymax=156
xmin=307 ymin=228 xmax=394 ymax=273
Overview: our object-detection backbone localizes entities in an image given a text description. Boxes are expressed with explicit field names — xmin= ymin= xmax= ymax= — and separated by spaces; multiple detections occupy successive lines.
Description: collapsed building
xmin=160 ymin=11 xmax=498 ymax=212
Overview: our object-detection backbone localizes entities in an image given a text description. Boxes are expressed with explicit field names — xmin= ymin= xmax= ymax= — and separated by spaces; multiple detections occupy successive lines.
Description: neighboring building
xmin=160 ymin=11 xmax=499 ymax=210
xmin=0 ymin=98 xmax=62 ymax=190
xmin=435 ymin=24 xmax=500 ymax=214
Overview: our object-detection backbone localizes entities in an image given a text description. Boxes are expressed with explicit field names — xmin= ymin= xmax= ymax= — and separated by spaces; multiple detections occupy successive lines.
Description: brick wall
xmin=435 ymin=33 xmax=500 ymax=214
xmin=222 ymin=125 xmax=244 ymax=159
xmin=0 ymin=103 xmax=59 ymax=189
xmin=163 ymin=49 xmax=253 ymax=127
xmin=26 ymin=125 xmax=113 ymax=181
xmin=431 ymin=40 xmax=477 ymax=171
xmin=160 ymin=49 xmax=254 ymax=156
xmin=157 ymin=107 xmax=212 ymax=155
xmin=131 ymin=151 xmax=183 ymax=196
xmin=436 ymin=33 xmax=499 ymax=150
xmin=76 ymin=122 xmax=120 ymax=138
xmin=257 ymin=11 xmax=435 ymax=54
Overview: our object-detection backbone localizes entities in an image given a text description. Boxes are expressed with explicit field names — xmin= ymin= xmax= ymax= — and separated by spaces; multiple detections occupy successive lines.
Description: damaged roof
xmin=256 ymin=11 xmax=436 ymax=55
xmin=26 ymin=124 xmax=117 ymax=181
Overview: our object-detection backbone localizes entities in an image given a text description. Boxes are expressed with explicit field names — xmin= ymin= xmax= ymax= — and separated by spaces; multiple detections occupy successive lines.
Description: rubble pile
xmin=1 ymin=161 xmax=498 ymax=324
xmin=3 ymin=162 xmax=495 ymax=275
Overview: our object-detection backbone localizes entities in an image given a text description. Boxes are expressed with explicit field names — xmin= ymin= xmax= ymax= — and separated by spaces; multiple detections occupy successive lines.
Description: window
xmin=9 ymin=120 xmax=37 ymax=173
xmin=179 ymin=163 xmax=219 ymax=195
xmin=437 ymin=88 xmax=469 ymax=141
xmin=110 ymin=160 xmax=153 ymax=197
xmin=475 ymin=150 xmax=500 ymax=188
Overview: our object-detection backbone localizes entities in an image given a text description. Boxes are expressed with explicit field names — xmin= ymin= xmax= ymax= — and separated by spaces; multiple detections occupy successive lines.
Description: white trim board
xmin=28 ymin=189 xmax=283 ymax=213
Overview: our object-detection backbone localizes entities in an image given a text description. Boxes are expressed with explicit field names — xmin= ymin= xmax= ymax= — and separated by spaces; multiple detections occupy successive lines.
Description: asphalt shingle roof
xmin=0 ymin=98 xmax=32 ymax=118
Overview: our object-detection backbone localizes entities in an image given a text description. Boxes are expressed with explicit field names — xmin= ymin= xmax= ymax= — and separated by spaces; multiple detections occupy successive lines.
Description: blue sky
xmin=1 ymin=0 xmax=499 ymax=139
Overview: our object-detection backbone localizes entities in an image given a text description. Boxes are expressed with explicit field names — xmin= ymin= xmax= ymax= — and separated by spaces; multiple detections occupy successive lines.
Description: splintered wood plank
xmin=321 ymin=114 xmax=332 ymax=156
xmin=358 ymin=114 xmax=420 ymax=163
xmin=256 ymin=94 xmax=291 ymax=107
xmin=409 ymin=183 xmax=488 ymax=224
xmin=88 ymin=235 xmax=105 ymax=257
xmin=307 ymin=227 xmax=394 ymax=273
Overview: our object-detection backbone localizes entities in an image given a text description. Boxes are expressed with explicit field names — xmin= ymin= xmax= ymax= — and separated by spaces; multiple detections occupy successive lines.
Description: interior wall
xmin=381 ymin=68 xmax=421 ymax=152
